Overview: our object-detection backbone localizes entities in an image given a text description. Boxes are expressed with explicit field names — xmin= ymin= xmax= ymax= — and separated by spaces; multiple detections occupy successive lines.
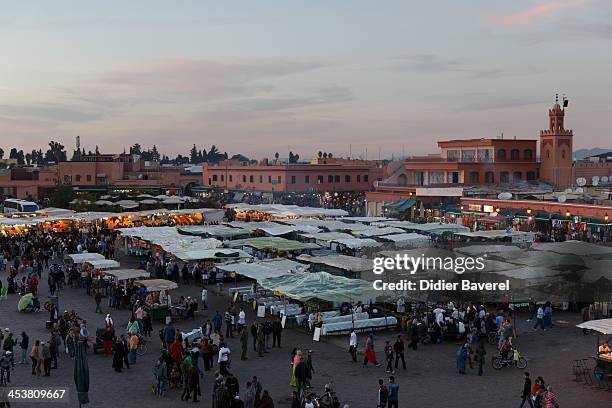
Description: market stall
xmin=134 ymin=279 xmax=179 ymax=320
xmin=576 ymin=318 xmax=612 ymax=377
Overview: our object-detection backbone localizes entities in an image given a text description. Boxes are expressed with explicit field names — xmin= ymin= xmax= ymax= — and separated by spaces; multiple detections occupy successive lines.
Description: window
xmin=561 ymin=150 xmax=566 ymax=159
xmin=259 ymin=176 xmax=263 ymax=183
xmin=328 ymin=175 xmax=334 ymax=183
xmin=345 ymin=175 xmax=351 ymax=183
xmin=249 ymin=175 xmax=254 ymax=182
xmin=229 ymin=175 xmax=233 ymax=182
xmin=511 ymin=149 xmax=520 ymax=160
xmin=242 ymin=175 xmax=246 ymax=183
xmin=497 ymin=149 xmax=506 ymax=160
xmin=364 ymin=175 xmax=369 ymax=182
xmin=546 ymin=150 xmax=550 ymax=159
xmin=526 ymin=171 xmax=536 ymax=180
xmin=277 ymin=175 xmax=281 ymax=183
xmin=513 ymin=171 xmax=522 ymax=182
xmin=500 ymin=171 xmax=509 ymax=183
xmin=524 ymin=149 xmax=533 ymax=160
xmin=334 ymin=175 xmax=340 ymax=183
xmin=305 ymin=175 xmax=310 ymax=183
xmin=291 ymin=176 xmax=296 ymax=184
xmin=86 ymin=175 xmax=92 ymax=182
xmin=357 ymin=175 xmax=361 ymax=182
xmin=485 ymin=171 xmax=494 ymax=183
xmin=221 ymin=175 xmax=224 ymax=182
xmin=212 ymin=174 xmax=218 ymax=182
xmin=63 ymin=175 xmax=70 ymax=183
xmin=75 ymin=174 xmax=81 ymax=182
xmin=268 ymin=176 xmax=272 ymax=183
xmin=317 ymin=175 xmax=323 ymax=184
xmin=469 ymin=171 xmax=479 ymax=183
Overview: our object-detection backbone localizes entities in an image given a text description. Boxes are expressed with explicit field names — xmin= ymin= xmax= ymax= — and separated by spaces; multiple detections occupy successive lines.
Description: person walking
xmin=544 ymin=386 xmax=558 ymax=408
xmin=475 ymin=341 xmax=487 ymax=376
xmin=533 ymin=306 xmax=545 ymax=331
xmin=393 ymin=335 xmax=406 ymax=371
xmin=519 ymin=372 xmax=535 ymax=408
xmin=349 ymin=330 xmax=357 ymax=362
xmin=30 ymin=340 xmax=41 ymax=376
xmin=154 ymin=357 xmax=167 ymax=396
xmin=41 ymin=341 xmax=51 ymax=376
xmin=257 ymin=325 xmax=265 ymax=357
xmin=384 ymin=341 xmax=395 ymax=374
xmin=387 ymin=376 xmax=399 ymax=408
xmin=49 ymin=334 xmax=58 ymax=369
xmin=18 ymin=331 xmax=28 ymax=365
xmin=363 ymin=334 xmax=380 ymax=368
xmin=112 ymin=337 xmax=124 ymax=372
xmin=272 ymin=318 xmax=282 ymax=348
xmin=94 ymin=289 xmax=103 ymax=314
xmin=456 ymin=343 xmax=468 ymax=375
xmin=376 ymin=379 xmax=388 ymax=408
xmin=218 ymin=342 xmax=231 ymax=376
xmin=128 ymin=333 xmax=138 ymax=365
xmin=250 ymin=322 xmax=258 ymax=352
xmin=244 ymin=381 xmax=257 ymax=408
xmin=240 ymin=327 xmax=248 ymax=361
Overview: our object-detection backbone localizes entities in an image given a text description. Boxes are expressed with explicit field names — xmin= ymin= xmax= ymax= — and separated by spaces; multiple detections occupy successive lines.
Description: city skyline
xmin=2 ymin=0 xmax=612 ymax=158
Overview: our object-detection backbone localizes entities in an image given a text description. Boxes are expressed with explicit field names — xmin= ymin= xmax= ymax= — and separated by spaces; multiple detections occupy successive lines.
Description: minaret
xmin=539 ymin=95 xmax=573 ymax=187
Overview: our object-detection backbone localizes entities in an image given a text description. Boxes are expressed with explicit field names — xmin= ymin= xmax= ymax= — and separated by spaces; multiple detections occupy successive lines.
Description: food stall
xmin=576 ymin=318 xmax=612 ymax=377
xmin=105 ymin=269 xmax=150 ymax=283
xmin=134 ymin=279 xmax=178 ymax=320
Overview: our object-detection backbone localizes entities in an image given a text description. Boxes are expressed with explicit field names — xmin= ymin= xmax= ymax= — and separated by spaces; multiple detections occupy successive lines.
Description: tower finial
xmin=555 ymin=93 xmax=558 ymax=103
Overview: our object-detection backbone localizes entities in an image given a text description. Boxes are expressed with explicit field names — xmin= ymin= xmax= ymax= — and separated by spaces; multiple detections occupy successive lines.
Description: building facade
xmin=202 ymin=158 xmax=384 ymax=193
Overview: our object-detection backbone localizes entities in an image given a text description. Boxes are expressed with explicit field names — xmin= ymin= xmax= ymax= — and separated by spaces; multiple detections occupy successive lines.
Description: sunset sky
xmin=1 ymin=0 xmax=611 ymax=160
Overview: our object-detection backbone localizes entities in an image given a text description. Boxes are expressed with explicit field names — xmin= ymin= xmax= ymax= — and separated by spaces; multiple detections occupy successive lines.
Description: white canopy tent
xmin=576 ymin=319 xmax=612 ymax=335
xmin=66 ymin=253 xmax=106 ymax=264
xmin=216 ymin=258 xmax=308 ymax=281
xmin=84 ymin=259 xmax=120 ymax=270
xmin=105 ymin=269 xmax=150 ymax=281
xmin=134 ymin=279 xmax=178 ymax=292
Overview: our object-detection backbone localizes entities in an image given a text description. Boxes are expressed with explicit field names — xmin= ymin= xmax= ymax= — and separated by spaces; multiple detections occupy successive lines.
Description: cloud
xmin=0 ymin=103 xmax=107 ymax=122
xmin=518 ymin=18 xmax=612 ymax=43
xmin=385 ymin=54 xmax=546 ymax=78
xmin=485 ymin=0 xmax=594 ymax=27
xmin=453 ymin=95 xmax=550 ymax=113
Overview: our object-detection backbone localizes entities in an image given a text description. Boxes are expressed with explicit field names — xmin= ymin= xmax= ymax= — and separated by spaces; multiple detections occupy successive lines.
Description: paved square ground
xmin=1 ymin=253 xmax=610 ymax=407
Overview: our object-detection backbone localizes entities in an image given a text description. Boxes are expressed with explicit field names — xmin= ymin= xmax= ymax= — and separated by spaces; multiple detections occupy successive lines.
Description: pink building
xmin=202 ymin=158 xmax=384 ymax=193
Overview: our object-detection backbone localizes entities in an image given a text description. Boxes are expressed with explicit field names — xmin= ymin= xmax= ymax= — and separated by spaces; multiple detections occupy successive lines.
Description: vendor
xmin=598 ymin=342 xmax=611 ymax=355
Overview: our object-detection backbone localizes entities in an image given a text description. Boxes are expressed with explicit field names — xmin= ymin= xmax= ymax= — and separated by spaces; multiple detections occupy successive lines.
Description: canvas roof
xmin=105 ymin=269 xmax=150 ymax=281
xmin=226 ymin=236 xmax=320 ymax=251
xmin=134 ymin=279 xmax=178 ymax=292
xmin=66 ymin=253 xmax=106 ymax=264
xmin=576 ymin=318 xmax=612 ymax=335
xmin=172 ymin=248 xmax=252 ymax=262
xmin=216 ymin=258 xmax=308 ymax=280
xmin=84 ymin=259 xmax=120 ymax=269
xmin=296 ymin=254 xmax=373 ymax=272
xmin=257 ymin=271 xmax=377 ymax=302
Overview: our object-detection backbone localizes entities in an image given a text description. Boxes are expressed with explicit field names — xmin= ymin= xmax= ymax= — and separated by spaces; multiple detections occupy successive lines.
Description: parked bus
xmin=2 ymin=198 xmax=40 ymax=213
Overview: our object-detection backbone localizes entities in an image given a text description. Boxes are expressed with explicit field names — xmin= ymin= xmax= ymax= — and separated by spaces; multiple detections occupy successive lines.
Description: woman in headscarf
xmin=289 ymin=349 xmax=302 ymax=387
xmin=363 ymin=334 xmax=379 ymax=367
xmin=112 ymin=336 xmax=124 ymax=372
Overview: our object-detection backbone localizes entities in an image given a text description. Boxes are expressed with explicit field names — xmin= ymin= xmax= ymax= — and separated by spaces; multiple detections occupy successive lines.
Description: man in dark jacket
xmin=250 ymin=322 xmax=258 ymax=351
xmin=518 ymin=372 xmax=534 ymax=408
xmin=272 ymin=319 xmax=282 ymax=348
xmin=393 ymin=335 xmax=406 ymax=370
xmin=294 ymin=356 xmax=308 ymax=399
xmin=162 ymin=321 xmax=175 ymax=349
xmin=263 ymin=321 xmax=272 ymax=351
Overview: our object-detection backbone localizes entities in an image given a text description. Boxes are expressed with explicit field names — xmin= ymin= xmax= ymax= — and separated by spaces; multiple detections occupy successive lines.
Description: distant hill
xmin=574 ymin=147 xmax=612 ymax=160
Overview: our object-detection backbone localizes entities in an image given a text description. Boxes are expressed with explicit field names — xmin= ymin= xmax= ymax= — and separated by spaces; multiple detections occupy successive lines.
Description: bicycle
xmin=492 ymin=348 xmax=527 ymax=370
xmin=137 ymin=334 xmax=147 ymax=356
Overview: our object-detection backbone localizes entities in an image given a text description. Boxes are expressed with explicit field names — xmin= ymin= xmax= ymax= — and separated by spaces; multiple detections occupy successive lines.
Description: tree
xmin=130 ymin=143 xmax=142 ymax=155
xmin=0 ymin=148 xmax=3 ymax=159
xmin=288 ymin=151 xmax=300 ymax=163
xmin=190 ymin=144 xmax=198 ymax=164
xmin=95 ymin=145 xmax=100 ymax=155
xmin=318 ymin=151 xmax=323 ymax=158
xmin=231 ymin=154 xmax=250 ymax=162
xmin=274 ymin=152 xmax=280 ymax=161
xmin=9 ymin=148 xmax=18 ymax=160
xmin=25 ymin=153 xmax=32 ymax=165
xmin=49 ymin=185 xmax=76 ymax=208
xmin=323 ymin=152 xmax=328 ymax=158
xmin=16 ymin=150 xmax=25 ymax=165
xmin=45 ymin=141 xmax=67 ymax=163
xmin=328 ymin=152 xmax=333 ymax=158
xmin=151 ymin=145 xmax=160 ymax=161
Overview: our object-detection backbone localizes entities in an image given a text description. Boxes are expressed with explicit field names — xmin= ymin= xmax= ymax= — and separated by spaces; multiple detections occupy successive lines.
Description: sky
xmin=1 ymin=0 xmax=611 ymax=160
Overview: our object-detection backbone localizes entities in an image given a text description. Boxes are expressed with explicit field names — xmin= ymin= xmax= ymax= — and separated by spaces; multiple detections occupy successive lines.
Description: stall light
xmin=565 ymin=211 xmax=571 ymax=218
xmin=605 ymin=214 xmax=609 ymax=222
xmin=495 ymin=208 xmax=501 ymax=213
xmin=526 ymin=209 xmax=532 ymax=215
xmin=460 ymin=206 xmax=464 ymax=211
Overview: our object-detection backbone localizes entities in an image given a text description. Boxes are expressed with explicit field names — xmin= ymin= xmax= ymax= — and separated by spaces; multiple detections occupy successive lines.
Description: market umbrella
xmin=17 ymin=293 xmax=33 ymax=312
xmin=74 ymin=341 xmax=90 ymax=406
